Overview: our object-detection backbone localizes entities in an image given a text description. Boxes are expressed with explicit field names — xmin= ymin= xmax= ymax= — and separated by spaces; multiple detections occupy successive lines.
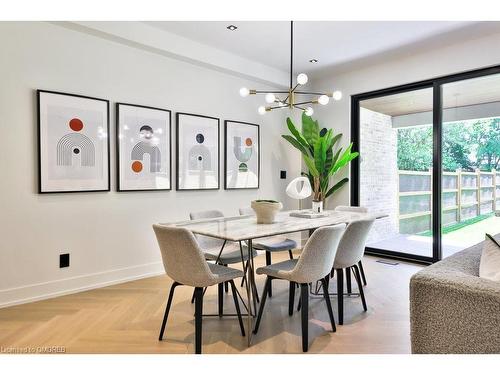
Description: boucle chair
xmin=334 ymin=205 xmax=369 ymax=286
xmin=253 ymin=224 xmax=345 ymax=352
xmin=239 ymin=207 xmax=298 ymax=297
xmin=332 ymin=218 xmax=375 ymax=325
xmin=410 ymin=233 xmax=500 ymax=353
xmin=189 ymin=210 xmax=258 ymax=312
xmin=153 ymin=224 xmax=245 ymax=354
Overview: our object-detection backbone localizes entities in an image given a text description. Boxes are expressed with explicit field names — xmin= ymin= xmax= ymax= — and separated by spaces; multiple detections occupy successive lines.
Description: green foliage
xmin=397 ymin=118 xmax=500 ymax=172
xmin=282 ymin=112 xmax=359 ymax=202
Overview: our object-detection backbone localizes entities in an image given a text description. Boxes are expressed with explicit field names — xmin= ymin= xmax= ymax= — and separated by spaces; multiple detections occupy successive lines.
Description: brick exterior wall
xmin=359 ymin=107 xmax=399 ymax=244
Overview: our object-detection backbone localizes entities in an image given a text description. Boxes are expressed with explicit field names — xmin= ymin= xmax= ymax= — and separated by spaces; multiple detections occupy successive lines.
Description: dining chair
xmin=190 ymin=210 xmax=258 ymax=313
xmin=152 ymin=224 xmax=245 ymax=354
xmin=331 ymin=218 xmax=375 ymax=325
xmin=153 ymin=225 xmax=245 ymax=354
xmin=239 ymin=207 xmax=298 ymax=298
xmin=253 ymin=224 xmax=346 ymax=352
xmin=334 ymin=205 xmax=369 ymax=286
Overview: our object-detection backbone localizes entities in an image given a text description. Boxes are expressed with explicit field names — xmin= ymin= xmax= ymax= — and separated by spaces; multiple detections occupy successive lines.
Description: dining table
xmin=166 ymin=209 xmax=386 ymax=347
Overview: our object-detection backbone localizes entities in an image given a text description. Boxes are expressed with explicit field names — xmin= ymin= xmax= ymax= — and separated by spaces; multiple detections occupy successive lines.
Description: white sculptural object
xmin=286 ymin=176 xmax=312 ymax=200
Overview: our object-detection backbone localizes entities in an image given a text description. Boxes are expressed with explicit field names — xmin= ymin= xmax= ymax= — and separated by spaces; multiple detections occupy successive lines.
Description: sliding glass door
xmin=352 ymin=65 xmax=500 ymax=263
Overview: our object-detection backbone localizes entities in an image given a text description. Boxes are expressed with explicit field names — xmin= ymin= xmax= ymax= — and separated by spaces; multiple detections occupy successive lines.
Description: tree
xmin=471 ymin=118 xmax=500 ymax=171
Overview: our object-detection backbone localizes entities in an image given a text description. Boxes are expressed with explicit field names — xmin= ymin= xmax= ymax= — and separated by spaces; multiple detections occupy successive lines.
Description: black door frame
xmin=351 ymin=64 xmax=500 ymax=264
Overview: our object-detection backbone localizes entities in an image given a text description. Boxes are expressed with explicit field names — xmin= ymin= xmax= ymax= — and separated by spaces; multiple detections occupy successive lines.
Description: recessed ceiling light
xmin=309 ymin=59 xmax=318 ymax=63
xmin=227 ymin=25 xmax=238 ymax=31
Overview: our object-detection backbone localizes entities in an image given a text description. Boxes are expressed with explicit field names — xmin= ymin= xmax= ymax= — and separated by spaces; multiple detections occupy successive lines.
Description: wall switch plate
xmin=60 ymin=253 xmax=70 ymax=268
xmin=280 ymin=170 xmax=287 ymax=179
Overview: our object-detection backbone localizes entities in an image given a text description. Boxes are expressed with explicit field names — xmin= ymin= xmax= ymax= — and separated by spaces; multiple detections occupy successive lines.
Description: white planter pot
xmin=312 ymin=200 xmax=323 ymax=213
xmin=251 ymin=200 xmax=283 ymax=224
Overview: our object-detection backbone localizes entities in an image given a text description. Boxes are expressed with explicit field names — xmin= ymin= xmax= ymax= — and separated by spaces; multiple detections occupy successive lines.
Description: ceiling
xmin=145 ymin=21 xmax=490 ymax=75
xmin=360 ymin=73 xmax=500 ymax=116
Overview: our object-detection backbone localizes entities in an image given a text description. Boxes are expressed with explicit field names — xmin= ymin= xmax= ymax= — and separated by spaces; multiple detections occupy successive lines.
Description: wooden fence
xmin=398 ymin=169 xmax=500 ymax=234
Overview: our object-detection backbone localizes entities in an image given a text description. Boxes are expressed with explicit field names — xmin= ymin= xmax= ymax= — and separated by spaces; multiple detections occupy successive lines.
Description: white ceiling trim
xmin=56 ymin=21 xmax=290 ymax=88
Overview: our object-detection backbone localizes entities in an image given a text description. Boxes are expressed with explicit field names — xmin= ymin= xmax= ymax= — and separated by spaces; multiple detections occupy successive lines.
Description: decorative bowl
xmin=251 ymin=200 xmax=283 ymax=224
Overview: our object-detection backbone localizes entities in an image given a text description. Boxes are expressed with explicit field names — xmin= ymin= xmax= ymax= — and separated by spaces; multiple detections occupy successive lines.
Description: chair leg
xmin=218 ymin=283 xmax=224 ymax=317
xmin=240 ymin=260 xmax=249 ymax=287
xmin=288 ymin=250 xmax=294 ymax=259
xmin=223 ymin=265 xmax=229 ymax=293
xmin=229 ymin=280 xmax=245 ymax=337
xmin=320 ymin=277 xmax=336 ymax=332
xmin=300 ymin=283 xmax=309 ymax=352
xmin=358 ymin=260 xmax=367 ymax=286
xmin=194 ymin=287 xmax=204 ymax=354
xmin=336 ymin=268 xmax=344 ymax=325
xmin=346 ymin=267 xmax=352 ymax=294
xmin=158 ymin=281 xmax=180 ymax=341
xmin=265 ymin=251 xmax=272 ymax=297
xmin=190 ymin=290 xmax=195 ymax=304
xmin=253 ymin=277 xmax=271 ymax=334
xmin=288 ymin=281 xmax=296 ymax=316
xmin=353 ymin=265 xmax=368 ymax=311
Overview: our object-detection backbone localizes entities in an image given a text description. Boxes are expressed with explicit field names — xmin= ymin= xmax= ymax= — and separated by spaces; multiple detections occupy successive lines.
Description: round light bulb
xmin=239 ymin=87 xmax=250 ymax=97
xmin=332 ymin=90 xmax=342 ymax=101
xmin=297 ymin=73 xmax=308 ymax=85
xmin=265 ymin=93 xmax=276 ymax=103
xmin=258 ymin=106 xmax=266 ymax=115
xmin=318 ymin=95 xmax=330 ymax=105
xmin=304 ymin=107 xmax=314 ymax=116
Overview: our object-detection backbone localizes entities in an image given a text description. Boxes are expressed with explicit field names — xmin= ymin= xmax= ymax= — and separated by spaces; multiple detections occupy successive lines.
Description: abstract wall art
xmin=116 ymin=103 xmax=171 ymax=191
xmin=37 ymin=90 xmax=110 ymax=193
xmin=176 ymin=113 xmax=220 ymax=190
xmin=224 ymin=120 xmax=260 ymax=189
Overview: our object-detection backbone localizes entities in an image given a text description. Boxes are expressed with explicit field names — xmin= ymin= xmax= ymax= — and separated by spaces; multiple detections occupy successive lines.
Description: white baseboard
xmin=0 ymin=262 xmax=164 ymax=309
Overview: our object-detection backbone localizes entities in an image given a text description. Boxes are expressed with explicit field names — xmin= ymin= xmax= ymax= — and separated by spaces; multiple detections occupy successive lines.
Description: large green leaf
xmin=286 ymin=117 xmax=310 ymax=151
xmin=303 ymin=155 xmax=320 ymax=177
xmin=302 ymin=112 xmax=319 ymax=147
xmin=325 ymin=177 xmax=349 ymax=198
xmin=329 ymin=143 xmax=358 ymax=175
xmin=281 ymin=135 xmax=308 ymax=156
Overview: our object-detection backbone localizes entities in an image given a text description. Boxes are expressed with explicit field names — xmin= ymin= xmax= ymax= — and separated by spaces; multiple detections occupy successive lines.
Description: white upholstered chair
xmin=253 ymin=224 xmax=346 ymax=352
xmin=239 ymin=207 xmax=298 ymax=298
xmin=334 ymin=205 xmax=369 ymax=286
xmin=153 ymin=224 xmax=245 ymax=354
xmin=332 ymin=218 xmax=375 ymax=325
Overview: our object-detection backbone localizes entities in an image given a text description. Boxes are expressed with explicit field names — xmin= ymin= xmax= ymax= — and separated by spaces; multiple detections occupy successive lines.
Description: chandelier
xmin=239 ymin=21 xmax=342 ymax=116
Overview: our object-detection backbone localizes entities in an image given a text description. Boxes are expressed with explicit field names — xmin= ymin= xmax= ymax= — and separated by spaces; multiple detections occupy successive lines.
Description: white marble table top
xmin=163 ymin=210 xmax=385 ymax=242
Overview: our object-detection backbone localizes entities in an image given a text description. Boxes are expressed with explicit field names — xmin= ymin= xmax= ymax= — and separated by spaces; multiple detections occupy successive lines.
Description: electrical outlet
xmin=60 ymin=253 xmax=70 ymax=268
xmin=280 ymin=170 xmax=287 ymax=179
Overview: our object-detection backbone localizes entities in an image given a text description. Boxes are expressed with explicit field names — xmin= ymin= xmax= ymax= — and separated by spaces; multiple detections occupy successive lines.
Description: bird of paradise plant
xmin=282 ymin=113 xmax=359 ymax=203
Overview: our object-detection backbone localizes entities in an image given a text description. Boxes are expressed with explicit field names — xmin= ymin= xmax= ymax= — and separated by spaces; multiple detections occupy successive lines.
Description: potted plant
xmin=282 ymin=113 xmax=359 ymax=212
xmin=251 ymin=199 xmax=283 ymax=224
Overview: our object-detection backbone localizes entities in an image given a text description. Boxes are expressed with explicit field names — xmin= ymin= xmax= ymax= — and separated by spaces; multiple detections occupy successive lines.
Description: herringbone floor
xmin=0 ymin=254 xmax=422 ymax=354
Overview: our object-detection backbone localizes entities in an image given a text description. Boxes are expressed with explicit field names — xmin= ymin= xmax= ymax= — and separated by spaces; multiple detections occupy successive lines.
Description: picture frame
xmin=37 ymin=90 xmax=110 ymax=193
xmin=116 ymin=103 xmax=172 ymax=191
xmin=176 ymin=112 xmax=220 ymax=190
xmin=224 ymin=120 xmax=260 ymax=190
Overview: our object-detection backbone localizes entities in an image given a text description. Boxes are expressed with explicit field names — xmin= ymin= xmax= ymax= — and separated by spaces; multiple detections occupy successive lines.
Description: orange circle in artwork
xmin=69 ymin=118 xmax=84 ymax=132
xmin=245 ymin=138 xmax=253 ymax=146
xmin=131 ymin=161 xmax=143 ymax=173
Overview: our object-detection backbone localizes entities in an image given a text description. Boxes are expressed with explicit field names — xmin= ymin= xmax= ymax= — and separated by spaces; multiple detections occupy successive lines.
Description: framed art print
xmin=37 ymin=90 xmax=110 ymax=193
xmin=116 ymin=103 xmax=171 ymax=191
xmin=176 ymin=113 xmax=219 ymax=190
xmin=224 ymin=120 xmax=260 ymax=189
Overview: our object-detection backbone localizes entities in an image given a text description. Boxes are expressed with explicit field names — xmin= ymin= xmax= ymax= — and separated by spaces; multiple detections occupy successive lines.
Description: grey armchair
xmin=239 ymin=207 xmax=298 ymax=298
xmin=332 ymin=218 xmax=375 ymax=325
xmin=153 ymin=224 xmax=245 ymax=354
xmin=335 ymin=205 xmax=369 ymax=286
xmin=410 ymin=234 xmax=500 ymax=353
xmin=253 ymin=224 xmax=346 ymax=352
xmin=189 ymin=210 xmax=259 ymax=312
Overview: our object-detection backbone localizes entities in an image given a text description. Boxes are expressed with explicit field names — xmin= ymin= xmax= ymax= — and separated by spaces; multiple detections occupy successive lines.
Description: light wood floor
xmin=0 ymin=254 xmax=422 ymax=354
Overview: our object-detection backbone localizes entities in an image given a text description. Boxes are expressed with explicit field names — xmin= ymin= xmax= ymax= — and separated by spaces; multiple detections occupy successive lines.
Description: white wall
xmin=0 ymin=22 xmax=301 ymax=307
xmin=312 ymin=30 xmax=500 ymax=208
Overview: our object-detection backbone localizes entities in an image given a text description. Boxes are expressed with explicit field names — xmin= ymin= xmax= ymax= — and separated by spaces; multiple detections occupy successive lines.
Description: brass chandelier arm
xmin=250 ymin=90 xmax=290 ymax=94
xmin=294 ymin=91 xmax=333 ymax=97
